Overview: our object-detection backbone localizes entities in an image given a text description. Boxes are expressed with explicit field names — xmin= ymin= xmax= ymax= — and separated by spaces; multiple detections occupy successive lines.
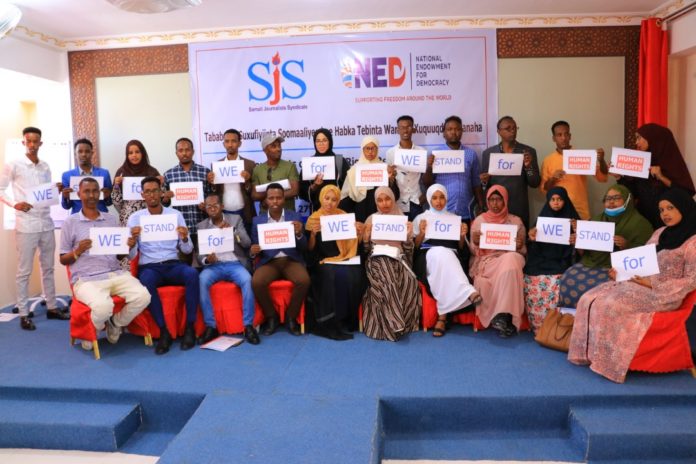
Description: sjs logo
xmin=341 ymin=56 xmax=406 ymax=89
xmin=248 ymin=52 xmax=307 ymax=106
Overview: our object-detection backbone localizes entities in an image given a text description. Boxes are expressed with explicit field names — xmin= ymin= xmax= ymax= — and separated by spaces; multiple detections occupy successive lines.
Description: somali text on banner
xmin=89 ymin=227 xmax=130 ymax=255
xmin=610 ymin=244 xmax=659 ymax=282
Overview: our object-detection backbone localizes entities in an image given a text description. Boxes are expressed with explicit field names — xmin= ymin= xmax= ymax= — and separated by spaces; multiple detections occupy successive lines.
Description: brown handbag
xmin=535 ymin=309 xmax=574 ymax=352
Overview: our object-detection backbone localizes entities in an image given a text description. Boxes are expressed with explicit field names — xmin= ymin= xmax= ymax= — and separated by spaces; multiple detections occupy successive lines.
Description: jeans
xmin=138 ymin=262 xmax=199 ymax=328
xmin=199 ymin=261 xmax=255 ymax=327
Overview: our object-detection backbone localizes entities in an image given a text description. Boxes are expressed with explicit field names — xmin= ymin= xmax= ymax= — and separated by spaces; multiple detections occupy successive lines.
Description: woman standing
xmin=111 ymin=140 xmax=161 ymax=226
xmin=300 ymin=128 xmax=349 ymax=213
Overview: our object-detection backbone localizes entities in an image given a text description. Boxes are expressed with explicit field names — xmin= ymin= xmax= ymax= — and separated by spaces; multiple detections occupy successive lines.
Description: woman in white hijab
xmin=413 ymin=183 xmax=481 ymax=337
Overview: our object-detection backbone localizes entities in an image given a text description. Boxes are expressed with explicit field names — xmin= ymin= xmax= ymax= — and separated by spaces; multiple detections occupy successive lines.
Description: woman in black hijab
xmin=299 ymin=128 xmax=350 ymax=213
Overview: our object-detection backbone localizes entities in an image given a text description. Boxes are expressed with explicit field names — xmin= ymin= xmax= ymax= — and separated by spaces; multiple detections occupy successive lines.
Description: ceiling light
xmin=0 ymin=3 xmax=22 ymax=40
xmin=106 ymin=0 xmax=202 ymax=14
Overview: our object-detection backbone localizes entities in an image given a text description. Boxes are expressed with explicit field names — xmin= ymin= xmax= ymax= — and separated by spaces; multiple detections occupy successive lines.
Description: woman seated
xmin=340 ymin=136 xmax=399 ymax=222
xmin=413 ymin=184 xmax=481 ymax=338
xmin=568 ymin=188 xmax=696 ymax=383
xmin=469 ymin=185 xmax=526 ymax=338
xmin=524 ymin=187 xmax=579 ymax=332
xmin=361 ymin=187 xmax=421 ymax=341
xmin=305 ymin=185 xmax=365 ymax=341
xmin=559 ymin=184 xmax=653 ymax=309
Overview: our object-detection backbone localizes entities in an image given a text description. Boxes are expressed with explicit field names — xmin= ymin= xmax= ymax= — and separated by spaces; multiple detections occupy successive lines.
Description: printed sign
xmin=28 ymin=183 xmax=59 ymax=208
xmin=212 ymin=160 xmax=245 ymax=184
xmin=198 ymin=227 xmax=236 ymax=255
xmin=535 ymin=217 xmax=571 ymax=245
xmin=574 ymin=220 xmax=615 ymax=252
xmin=139 ymin=214 xmax=179 ymax=242
xmin=479 ymin=223 xmax=518 ymax=251
xmin=69 ymin=176 xmax=104 ymax=200
xmin=320 ymin=213 xmax=357 ymax=241
xmin=88 ymin=227 xmax=130 ymax=255
xmin=394 ymin=149 xmax=427 ymax=173
xmin=170 ymin=181 xmax=204 ymax=206
xmin=257 ymin=221 xmax=296 ymax=250
xmin=301 ymin=157 xmax=336 ymax=181
xmin=424 ymin=214 xmax=460 ymax=241
xmin=609 ymin=147 xmax=651 ymax=179
xmin=355 ymin=163 xmax=388 ymax=187
xmin=562 ymin=150 xmax=597 ymax=175
xmin=371 ymin=214 xmax=408 ymax=242
xmin=122 ymin=177 xmax=146 ymax=201
xmin=611 ymin=244 xmax=660 ymax=282
xmin=431 ymin=150 xmax=465 ymax=174
xmin=488 ymin=153 xmax=524 ymax=176
xmin=255 ymin=178 xmax=291 ymax=193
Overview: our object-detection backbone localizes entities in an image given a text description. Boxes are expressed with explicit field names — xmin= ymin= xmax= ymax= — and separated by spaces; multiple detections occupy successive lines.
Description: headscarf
xmin=656 ymin=188 xmax=696 ymax=252
xmin=115 ymin=140 xmax=160 ymax=178
xmin=313 ymin=128 xmax=334 ymax=157
xmin=637 ymin=124 xmax=695 ymax=194
xmin=481 ymin=185 xmax=509 ymax=224
xmin=413 ymin=184 xmax=453 ymax=236
xmin=365 ymin=186 xmax=405 ymax=248
xmin=538 ymin=186 xmax=580 ymax=220
xmin=306 ymin=185 xmax=358 ymax=262
xmin=341 ymin=136 xmax=381 ymax=202
xmin=581 ymin=184 xmax=653 ymax=268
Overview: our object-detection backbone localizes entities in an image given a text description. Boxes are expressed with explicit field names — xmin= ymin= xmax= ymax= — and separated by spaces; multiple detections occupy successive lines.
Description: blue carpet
xmin=1 ymin=301 xmax=695 ymax=463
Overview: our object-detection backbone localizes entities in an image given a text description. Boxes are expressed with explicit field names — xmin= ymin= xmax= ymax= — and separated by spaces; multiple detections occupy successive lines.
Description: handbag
xmin=535 ymin=309 xmax=574 ymax=352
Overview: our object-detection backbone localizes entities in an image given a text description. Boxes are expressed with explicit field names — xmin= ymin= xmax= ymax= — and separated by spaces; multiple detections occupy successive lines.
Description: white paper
xmin=609 ymin=147 xmax=651 ymax=179
xmin=198 ymin=227 xmax=236 ymax=255
xmin=0 ymin=313 xmax=20 ymax=322
xmin=255 ymin=178 xmax=291 ymax=193
xmin=562 ymin=150 xmax=597 ymax=175
xmin=301 ymin=157 xmax=336 ymax=181
xmin=320 ymin=213 xmax=356 ymax=241
xmin=574 ymin=220 xmax=615 ymax=252
xmin=212 ymin=160 xmax=245 ymax=184
xmin=535 ymin=217 xmax=571 ymax=245
xmin=355 ymin=163 xmax=388 ymax=187
xmin=325 ymin=255 xmax=361 ymax=265
xmin=371 ymin=244 xmax=401 ymax=259
xmin=140 ymin=214 xmax=179 ymax=242
xmin=170 ymin=181 xmax=204 ymax=206
xmin=611 ymin=244 xmax=659 ymax=282
xmin=371 ymin=214 xmax=408 ymax=242
xmin=28 ymin=183 xmax=59 ymax=208
xmin=479 ymin=223 xmax=518 ymax=251
xmin=488 ymin=153 xmax=524 ymax=176
xmin=122 ymin=177 xmax=146 ymax=201
xmin=201 ymin=336 xmax=244 ymax=351
xmin=424 ymin=214 xmax=460 ymax=241
xmin=69 ymin=176 xmax=104 ymax=200
xmin=257 ymin=221 xmax=296 ymax=250
xmin=394 ymin=148 xmax=427 ymax=173
xmin=89 ymin=227 xmax=130 ymax=255
xmin=431 ymin=150 xmax=466 ymax=174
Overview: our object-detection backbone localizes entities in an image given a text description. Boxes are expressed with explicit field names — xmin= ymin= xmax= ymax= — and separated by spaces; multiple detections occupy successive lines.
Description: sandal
xmin=470 ymin=292 xmax=483 ymax=306
xmin=432 ymin=318 xmax=447 ymax=338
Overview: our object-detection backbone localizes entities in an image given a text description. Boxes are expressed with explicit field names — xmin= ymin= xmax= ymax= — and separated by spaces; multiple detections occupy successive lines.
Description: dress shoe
xmin=244 ymin=325 xmax=260 ymax=345
xmin=20 ymin=316 xmax=36 ymax=331
xmin=180 ymin=324 xmax=196 ymax=350
xmin=155 ymin=327 xmax=172 ymax=355
xmin=286 ymin=318 xmax=301 ymax=336
xmin=46 ymin=308 xmax=69 ymax=320
xmin=197 ymin=326 xmax=219 ymax=345
xmin=262 ymin=316 xmax=280 ymax=336
xmin=105 ymin=317 xmax=122 ymax=344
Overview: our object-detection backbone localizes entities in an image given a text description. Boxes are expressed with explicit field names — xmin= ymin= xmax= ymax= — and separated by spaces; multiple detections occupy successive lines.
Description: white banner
xmin=211 ymin=160 xmax=245 ymax=184
xmin=562 ymin=150 xmax=597 ymax=176
xmin=480 ymin=223 xmax=517 ymax=251
xmin=255 ymin=178 xmax=291 ymax=192
xmin=258 ymin=222 xmax=296 ymax=250
xmin=320 ymin=213 xmax=357 ymax=241
xmin=575 ymin=220 xmax=615 ymax=252
xmin=301 ymin=157 xmax=336 ymax=181
xmin=189 ymin=31 xmax=498 ymax=168
xmin=535 ymin=217 xmax=571 ymax=245
xmin=394 ymin=149 xmax=427 ymax=173
xmin=122 ymin=177 xmax=145 ymax=201
xmin=355 ymin=163 xmax=388 ymax=187
xmin=488 ymin=153 xmax=524 ymax=176
xmin=609 ymin=147 xmax=651 ymax=179
xmin=140 ymin=214 xmax=179 ymax=242
xmin=198 ymin=227 xmax=236 ymax=255
xmin=424 ymin=214 xmax=460 ymax=241
xmin=611 ymin=244 xmax=659 ymax=282
xmin=431 ymin=150 xmax=465 ymax=174
xmin=371 ymin=214 xmax=408 ymax=241
xmin=170 ymin=181 xmax=204 ymax=206
xmin=89 ymin=227 xmax=130 ymax=255
xmin=69 ymin=176 xmax=104 ymax=200
xmin=28 ymin=183 xmax=59 ymax=208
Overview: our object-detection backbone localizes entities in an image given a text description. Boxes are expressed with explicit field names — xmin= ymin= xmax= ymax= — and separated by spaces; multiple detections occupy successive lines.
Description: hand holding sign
xmin=122 ymin=177 xmax=145 ymax=201
xmin=534 ymin=217 xmax=571 ymax=245
xmin=562 ymin=150 xmax=597 ymax=175
xmin=574 ymin=220 xmax=615 ymax=252
xmin=424 ymin=214 xmax=460 ymax=241
xmin=431 ymin=150 xmax=465 ymax=174
xmin=479 ymin=223 xmax=518 ymax=251
xmin=198 ymin=227 xmax=236 ymax=255
xmin=320 ymin=213 xmax=356 ymax=241
xmin=355 ymin=163 xmax=388 ymax=187
xmin=394 ymin=149 xmax=427 ymax=173
xmin=609 ymin=147 xmax=651 ymax=179
xmin=212 ymin=160 xmax=245 ymax=184
xmin=170 ymin=181 xmax=204 ymax=206
xmin=610 ymin=244 xmax=659 ymax=282
xmin=488 ymin=153 xmax=524 ymax=176
xmin=28 ymin=183 xmax=59 ymax=208
xmin=371 ymin=214 xmax=408 ymax=242
xmin=301 ymin=157 xmax=336 ymax=181
xmin=257 ymin=222 xmax=296 ymax=250
xmin=89 ymin=227 xmax=130 ymax=255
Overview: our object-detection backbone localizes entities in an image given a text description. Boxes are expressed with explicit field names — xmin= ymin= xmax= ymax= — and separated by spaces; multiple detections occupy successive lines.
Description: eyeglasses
xmin=266 ymin=167 xmax=273 ymax=182
xmin=205 ymin=203 xmax=221 ymax=210
xmin=603 ymin=195 xmax=623 ymax=202
xmin=363 ymin=146 xmax=378 ymax=152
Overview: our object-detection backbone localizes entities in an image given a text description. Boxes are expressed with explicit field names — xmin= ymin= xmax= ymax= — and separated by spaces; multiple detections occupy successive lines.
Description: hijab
xmin=115 ymin=140 xmax=160 ymax=178
xmin=538 ymin=186 xmax=580 ymax=220
xmin=341 ymin=136 xmax=381 ymax=203
xmin=413 ymin=184 xmax=453 ymax=236
xmin=365 ymin=186 xmax=406 ymax=248
xmin=481 ymin=185 xmax=509 ymax=224
xmin=637 ymin=124 xmax=695 ymax=194
xmin=313 ymin=128 xmax=335 ymax=157
xmin=656 ymin=188 xmax=696 ymax=252
xmin=306 ymin=185 xmax=358 ymax=262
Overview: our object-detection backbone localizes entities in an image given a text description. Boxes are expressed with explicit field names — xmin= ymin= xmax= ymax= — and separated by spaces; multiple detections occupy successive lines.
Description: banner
xmin=535 ymin=217 xmax=571 ymax=245
xmin=609 ymin=147 xmax=651 ymax=179
xmin=575 ymin=220 xmax=614 ymax=252
xmin=89 ymin=227 xmax=130 ymax=255
xmin=320 ymin=213 xmax=357 ymax=241
xmin=610 ymin=244 xmax=659 ymax=282
xmin=140 ymin=214 xmax=179 ymax=242
xmin=198 ymin=227 xmax=236 ymax=255
xmin=431 ymin=150 xmax=465 ymax=174
xmin=424 ymin=214 xmax=460 ymax=241
xmin=562 ymin=150 xmax=597 ymax=176
xmin=28 ymin=183 xmax=59 ymax=208
xmin=371 ymin=214 xmax=408 ymax=241
xmin=479 ymin=223 xmax=517 ymax=251
xmin=189 ymin=31 xmax=498 ymax=168
xmin=488 ymin=153 xmax=524 ymax=176
xmin=257 ymin=222 xmax=296 ymax=250
xmin=301 ymin=157 xmax=336 ymax=181
xmin=170 ymin=181 xmax=204 ymax=206
xmin=122 ymin=177 xmax=146 ymax=201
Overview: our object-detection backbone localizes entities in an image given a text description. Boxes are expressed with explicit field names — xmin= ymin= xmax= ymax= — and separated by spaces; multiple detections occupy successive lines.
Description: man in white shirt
xmin=386 ymin=115 xmax=426 ymax=221
xmin=0 ymin=127 xmax=68 ymax=331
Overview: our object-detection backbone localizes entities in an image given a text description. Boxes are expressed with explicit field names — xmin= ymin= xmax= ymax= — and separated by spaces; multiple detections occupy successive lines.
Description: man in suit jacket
xmin=61 ymin=138 xmax=113 ymax=214
xmin=250 ymin=183 xmax=309 ymax=336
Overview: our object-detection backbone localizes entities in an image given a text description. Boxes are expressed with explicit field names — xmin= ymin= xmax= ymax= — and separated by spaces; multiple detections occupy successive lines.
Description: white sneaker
xmin=105 ymin=317 xmax=122 ymax=344
xmin=80 ymin=340 xmax=93 ymax=350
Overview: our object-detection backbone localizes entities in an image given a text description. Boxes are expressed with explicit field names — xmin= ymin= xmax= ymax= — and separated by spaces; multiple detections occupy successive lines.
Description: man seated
xmin=60 ymin=177 xmax=150 ymax=350
xmin=197 ymin=193 xmax=259 ymax=345
xmin=250 ymin=183 xmax=309 ymax=336
xmin=128 ymin=176 xmax=200 ymax=355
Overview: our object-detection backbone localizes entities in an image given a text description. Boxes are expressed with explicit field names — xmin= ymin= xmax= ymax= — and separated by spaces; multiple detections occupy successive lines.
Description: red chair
xmin=629 ymin=290 xmax=696 ymax=377
xmin=209 ymin=281 xmax=264 ymax=334
xmin=254 ymin=280 xmax=306 ymax=334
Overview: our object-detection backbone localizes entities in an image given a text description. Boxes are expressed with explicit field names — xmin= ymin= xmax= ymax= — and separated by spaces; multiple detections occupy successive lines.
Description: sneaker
xmin=81 ymin=340 xmax=93 ymax=350
xmin=105 ymin=317 xmax=122 ymax=344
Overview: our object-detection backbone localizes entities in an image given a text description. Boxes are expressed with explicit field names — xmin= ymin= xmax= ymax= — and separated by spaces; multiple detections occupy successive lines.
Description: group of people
xmin=1 ymin=118 xmax=694 ymax=382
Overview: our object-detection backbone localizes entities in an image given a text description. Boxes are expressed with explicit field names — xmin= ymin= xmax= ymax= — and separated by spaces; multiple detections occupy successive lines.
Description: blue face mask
xmin=604 ymin=194 xmax=630 ymax=217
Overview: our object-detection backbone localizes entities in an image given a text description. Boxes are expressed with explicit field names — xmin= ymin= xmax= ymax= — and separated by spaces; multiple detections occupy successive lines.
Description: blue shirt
xmin=127 ymin=206 xmax=193 ymax=265
xmin=61 ymin=166 xmax=113 ymax=214
xmin=432 ymin=144 xmax=481 ymax=220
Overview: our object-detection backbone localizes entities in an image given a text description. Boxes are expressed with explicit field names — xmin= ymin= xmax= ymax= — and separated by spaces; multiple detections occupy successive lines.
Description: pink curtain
xmin=638 ymin=18 xmax=669 ymax=127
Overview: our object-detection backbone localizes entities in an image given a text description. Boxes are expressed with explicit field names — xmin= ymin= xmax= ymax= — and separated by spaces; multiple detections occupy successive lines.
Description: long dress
xmin=568 ymin=231 xmax=696 ymax=383
xmin=362 ymin=240 xmax=421 ymax=341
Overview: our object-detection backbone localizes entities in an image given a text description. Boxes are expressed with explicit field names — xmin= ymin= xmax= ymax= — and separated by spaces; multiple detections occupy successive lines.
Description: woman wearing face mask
xmin=412 ymin=184 xmax=481 ymax=337
xmin=299 ymin=128 xmax=350 ymax=213
xmin=524 ymin=187 xmax=580 ymax=332
xmin=558 ymin=184 xmax=653 ymax=310
xmin=568 ymin=188 xmax=696 ymax=383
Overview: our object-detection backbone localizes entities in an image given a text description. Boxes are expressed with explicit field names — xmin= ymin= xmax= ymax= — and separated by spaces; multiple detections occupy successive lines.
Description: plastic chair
xmin=209 ymin=281 xmax=264 ymax=334
xmin=254 ymin=280 xmax=306 ymax=334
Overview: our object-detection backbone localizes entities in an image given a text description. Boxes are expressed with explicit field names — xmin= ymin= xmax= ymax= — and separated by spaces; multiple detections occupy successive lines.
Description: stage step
xmin=0 ymin=398 xmax=142 ymax=452
xmin=569 ymin=404 xmax=696 ymax=461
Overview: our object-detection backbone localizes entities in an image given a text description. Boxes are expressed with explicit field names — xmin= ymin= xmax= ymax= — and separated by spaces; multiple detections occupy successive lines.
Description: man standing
xmin=128 ymin=176 xmax=200 ymax=355
xmin=60 ymin=178 xmax=150 ymax=349
xmin=0 ymin=127 xmax=67 ymax=330
xmin=424 ymin=116 xmax=484 ymax=224
xmin=61 ymin=138 xmax=113 ymax=214
xmin=540 ymin=120 xmax=608 ymax=220
xmin=481 ymin=116 xmax=540 ymax=228
xmin=386 ymin=115 xmax=427 ymax=221
xmin=251 ymin=134 xmax=300 ymax=212
xmin=197 ymin=193 xmax=259 ymax=346
xmin=206 ymin=129 xmax=256 ymax=233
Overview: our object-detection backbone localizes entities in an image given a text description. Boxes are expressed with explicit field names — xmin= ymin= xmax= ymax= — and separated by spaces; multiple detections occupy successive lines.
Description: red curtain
xmin=638 ymin=18 xmax=669 ymax=127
